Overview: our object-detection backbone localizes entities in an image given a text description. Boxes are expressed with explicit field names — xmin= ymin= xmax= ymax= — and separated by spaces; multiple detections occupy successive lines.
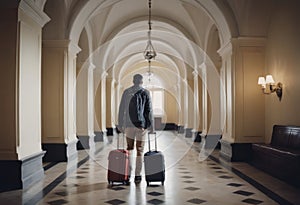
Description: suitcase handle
xmin=148 ymin=132 xmax=157 ymax=152
xmin=117 ymin=132 xmax=126 ymax=150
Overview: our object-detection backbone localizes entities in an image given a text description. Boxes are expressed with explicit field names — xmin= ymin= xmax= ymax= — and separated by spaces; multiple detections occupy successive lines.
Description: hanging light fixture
xmin=143 ymin=0 xmax=156 ymax=61
xmin=146 ymin=60 xmax=154 ymax=82
xmin=143 ymin=0 xmax=156 ymax=82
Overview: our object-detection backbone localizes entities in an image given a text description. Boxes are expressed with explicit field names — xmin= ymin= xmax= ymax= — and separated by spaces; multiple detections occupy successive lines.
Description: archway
xmin=42 ymin=0 xmax=238 ymax=159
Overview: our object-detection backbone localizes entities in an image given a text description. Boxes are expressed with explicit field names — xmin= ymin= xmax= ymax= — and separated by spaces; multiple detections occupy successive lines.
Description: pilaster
xmin=94 ymin=69 xmax=102 ymax=134
xmin=42 ymin=40 xmax=81 ymax=162
xmin=76 ymin=62 xmax=96 ymax=150
xmin=183 ymin=78 xmax=189 ymax=129
xmin=199 ymin=63 xmax=208 ymax=137
xmin=101 ymin=72 xmax=108 ymax=132
xmin=0 ymin=0 xmax=49 ymax=191
xmin=192 ymin=70 xmax=199 ymax=132
xmin=218 ymin=37 xmax=267 ymax=161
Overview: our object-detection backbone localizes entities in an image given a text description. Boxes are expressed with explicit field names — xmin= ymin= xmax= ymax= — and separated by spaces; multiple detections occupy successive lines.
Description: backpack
xmin=127 ymin=88 xmax=146 ymax=127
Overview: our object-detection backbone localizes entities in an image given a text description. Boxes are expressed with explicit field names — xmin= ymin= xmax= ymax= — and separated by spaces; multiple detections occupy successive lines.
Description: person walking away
xmin=118 ymin=74 xmax=153 ymax=183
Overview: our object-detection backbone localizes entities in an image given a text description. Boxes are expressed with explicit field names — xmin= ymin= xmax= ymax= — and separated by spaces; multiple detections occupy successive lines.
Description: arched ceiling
xmin=87 ymin=23 xmax=200 ymax=84
xmin=44 ymin=0 xmax=237 ymax=83
xmin=45 ymin=0 xmax=273 ymax=87
xmin=70 ymin=0 xmax=215 ymax=45
xmin=67 ymin=0 xmax=236 ymax=85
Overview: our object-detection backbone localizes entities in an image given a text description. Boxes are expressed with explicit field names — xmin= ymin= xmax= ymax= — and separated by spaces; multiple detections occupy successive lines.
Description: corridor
xmin=1 ymin=1 xmax=300 ymax=204
xmin=2 ymin=131 xmax=299 ymax=205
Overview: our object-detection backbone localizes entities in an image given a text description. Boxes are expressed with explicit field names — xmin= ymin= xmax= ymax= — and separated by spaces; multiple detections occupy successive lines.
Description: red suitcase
xmin=107 ymin=133 xmax=130 ymax=185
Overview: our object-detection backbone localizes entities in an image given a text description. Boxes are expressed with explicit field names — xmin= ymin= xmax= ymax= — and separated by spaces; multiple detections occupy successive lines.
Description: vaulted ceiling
xmin=43 ymin=0 xmax=272 ymax=87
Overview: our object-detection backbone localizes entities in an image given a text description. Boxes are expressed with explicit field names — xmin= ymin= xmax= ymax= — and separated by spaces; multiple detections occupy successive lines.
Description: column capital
xmin=217 ymin=39 xmax=235 ymax=59
xmin=101 ymin=71 xmax=108 ymax=79
xmin=192 ymin=70 xmax=198 ymax=78
xmin=88 ymin=63 xmax=96 ymax=70
xmin=68 ymin=41 xmax=81 ymax=57
xmin=19 ymin=0 xmax=50 ymax=27
xmin=42 ymin=40 xmax=81 ymax=56
xmin=199 ymin=63 xmax=206 ymax=70
xmin=111 ymin=78 xmax=117 ymax=85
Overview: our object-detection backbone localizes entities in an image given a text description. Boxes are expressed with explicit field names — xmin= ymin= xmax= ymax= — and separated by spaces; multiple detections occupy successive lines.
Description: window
xmin=150 ymin=90 xmax=164 ymax=116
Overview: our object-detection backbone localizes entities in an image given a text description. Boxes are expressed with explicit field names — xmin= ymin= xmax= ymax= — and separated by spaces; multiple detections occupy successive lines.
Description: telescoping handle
xmin=117 ymin=132 xmax=125 ymax=150
xmin=148 ymin=132 xmax=157 ymax=152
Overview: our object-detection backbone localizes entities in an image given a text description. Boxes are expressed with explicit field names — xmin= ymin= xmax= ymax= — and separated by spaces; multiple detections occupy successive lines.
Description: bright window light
xmin=150 ymin=90 xmax=164 ymax=116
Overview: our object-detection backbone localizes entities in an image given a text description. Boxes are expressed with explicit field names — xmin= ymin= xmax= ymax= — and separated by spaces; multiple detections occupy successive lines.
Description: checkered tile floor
xmin=34 ymin=131 xmax=279 ymax=205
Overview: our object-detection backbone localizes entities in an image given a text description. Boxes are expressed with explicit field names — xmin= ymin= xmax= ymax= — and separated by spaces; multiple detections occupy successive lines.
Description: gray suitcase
xmin=144 ymin=132 xmax=165 ymax=186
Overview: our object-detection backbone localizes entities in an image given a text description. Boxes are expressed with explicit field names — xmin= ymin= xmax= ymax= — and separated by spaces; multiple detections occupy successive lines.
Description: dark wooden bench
xmin=251 ymin=125 xmax=300 ymax=187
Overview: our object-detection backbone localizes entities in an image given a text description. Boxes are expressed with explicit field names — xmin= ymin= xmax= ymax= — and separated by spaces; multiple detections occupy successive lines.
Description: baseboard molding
xmin=185 ymin=128 xmax=193 ymax=138
xmin=163 ymin=123 xmax=178 ymax=131
xmin=94 ymin=131 xmax=104 ymax=142
xmin=178 ymin=126 xmax=185 ymax=134
xmin=220 ymin=140 xmax=252 ymax=162
xmin=0 ymin=151 xmax=45 ymax=192
xmin=106 ymin=127 xmax=115 ymax=136
xmin=194 ymin=131 xmax=202 ymax=142
xmin=67 ymin=140 xmax=78 ymax=162
xmin=205 ymin=135 xmax=222 ymax=149
xmin=42 ymin=141 xmax=78 ymax=162
xmin=77 ymin=136 xmax=90 ymax=150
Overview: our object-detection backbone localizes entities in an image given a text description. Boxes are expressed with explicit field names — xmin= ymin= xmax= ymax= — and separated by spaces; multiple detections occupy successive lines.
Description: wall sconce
xmin=258 ymin=75 xmax=283 ymax=101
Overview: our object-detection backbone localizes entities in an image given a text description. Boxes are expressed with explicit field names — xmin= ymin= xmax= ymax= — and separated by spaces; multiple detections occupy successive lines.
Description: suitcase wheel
xmin=124 ymin=180 xmax=130 ymax=186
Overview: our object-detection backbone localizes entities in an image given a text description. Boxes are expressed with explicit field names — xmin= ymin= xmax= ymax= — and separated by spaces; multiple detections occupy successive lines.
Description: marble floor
xmin=0 ymin=131 xmax=299 ymax=205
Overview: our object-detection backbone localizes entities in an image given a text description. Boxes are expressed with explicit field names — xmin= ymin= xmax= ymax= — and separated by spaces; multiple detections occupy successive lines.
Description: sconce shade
xmin=258 ymin=77 xmax=266 ymax=85
xmin=258 ymin=74 xmax=283 ymax=101
xmin=266 ymin=75 xmax=275 ymax=84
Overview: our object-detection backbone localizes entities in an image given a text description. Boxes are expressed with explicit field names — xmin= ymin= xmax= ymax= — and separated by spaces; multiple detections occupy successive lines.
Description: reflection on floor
xmin=0 ymin=131 xmax=299 ymax=205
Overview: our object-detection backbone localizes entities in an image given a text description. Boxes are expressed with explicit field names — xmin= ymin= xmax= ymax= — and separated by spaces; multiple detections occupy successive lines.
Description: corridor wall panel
xmin=42 ymin=48 xmax=64 ymax=143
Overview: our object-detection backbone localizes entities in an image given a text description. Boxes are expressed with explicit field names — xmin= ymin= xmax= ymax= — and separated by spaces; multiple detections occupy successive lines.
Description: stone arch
xmin=67 ymin=0 xmax=238 ymax=48
xmin=64 ymin=0 xmax=237 ymax=144
xmin=190 ymin=0 xmax=238 ymax=46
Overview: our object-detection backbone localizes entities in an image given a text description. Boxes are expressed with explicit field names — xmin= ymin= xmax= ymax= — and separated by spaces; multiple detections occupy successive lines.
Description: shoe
xmin=124 ymin=180 xmax=130 ymax=186
xmin=134 ymin=176 xmax=142 ymax=183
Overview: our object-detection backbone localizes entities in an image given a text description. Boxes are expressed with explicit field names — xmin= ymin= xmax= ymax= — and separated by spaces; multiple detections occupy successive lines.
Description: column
xmin=183 ymin=79 xmax=189 ymax=135
xmin=42 ymin=39 xmax=81 ymax=162
xmin=106 ymin=77 xmax=114 ymax=136
xmin=101 ymin=72 xmax=108 ymax=133
xmin=0 ymin=0 xmax=50 ymax=191
xmin=116 ymin=81 xmax=122 ymax=129
xmin=94 ymin=69 xmax=103 ymax=141
xmin=76 ymin=63 xmax=96 ymax=150
xmin=87 ymin=65 xmax=96 ymax=150
xmin=185 ymin=78 xmax=194 ymax=138
xmin=218 ymin=38 xmax=266 ymax=161
xmin=193 ymin=71 xmax=202 ymax=141
xmin=205 ymin=60 xmax=222 ymax=149
xmin=177 ymin=82 xmax=184 ymax=133
xmin=110 ymin=79 xmax=117 ymax=131
xmin=218 ymin=41 xmax=237 ymax=160
xmin=200 ymin=63 xmax=208 ymax=138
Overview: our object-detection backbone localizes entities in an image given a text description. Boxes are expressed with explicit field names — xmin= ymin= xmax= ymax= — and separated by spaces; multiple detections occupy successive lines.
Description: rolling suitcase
xmin=107 ymin=133 xmax=130 ymax=185
xmin=144 ymin=132 xmax=165 ymax=186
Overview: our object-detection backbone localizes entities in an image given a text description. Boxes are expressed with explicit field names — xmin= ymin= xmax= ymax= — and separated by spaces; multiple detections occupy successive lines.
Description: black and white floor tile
xmin=2 ymin=131 xmax=298 ymax=205
xmin=32 ymin=132 xmax=279 ymax=205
